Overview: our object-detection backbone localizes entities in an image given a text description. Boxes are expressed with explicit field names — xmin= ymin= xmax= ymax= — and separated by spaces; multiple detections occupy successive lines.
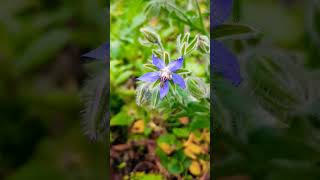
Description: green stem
xmin=167 ymin=2 xmax=205 ymax=34
xmin=168 ymin=3 xmax=192 ymax=26
xmin=233 ymin=0 xmax=242 ymax=22
xmin=158 ymin=41 xmax=165 ymax=52
xmin=195 ymin=0 xmax=205 ymax=33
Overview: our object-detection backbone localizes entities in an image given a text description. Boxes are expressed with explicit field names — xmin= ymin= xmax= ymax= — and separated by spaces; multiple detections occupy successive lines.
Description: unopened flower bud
xmin=186 ymin=77 xmax=209 ymax=99
xmin=136 ymin=83 xmax=151 ymax=106
xmin=198 ymin=35 xmax=210 ymax=54
xmin=163 ymin=51 xmax=170 ymax=64
xmin=140 ymin=28 xmax=160 ymax=44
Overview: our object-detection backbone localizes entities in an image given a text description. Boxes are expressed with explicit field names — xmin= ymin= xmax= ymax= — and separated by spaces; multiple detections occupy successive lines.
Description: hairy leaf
xmin=81 ymin=66 xmax=109 ymax=141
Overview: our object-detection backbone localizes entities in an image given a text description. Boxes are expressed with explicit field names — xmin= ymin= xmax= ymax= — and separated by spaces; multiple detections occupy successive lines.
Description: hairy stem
xmin=195 ymin=0 xmax=205 ymax=33
xmin=157 ymin=40 xmax=165 ymax=52
xmin=167 ymin=2 xmax=206 ymax=34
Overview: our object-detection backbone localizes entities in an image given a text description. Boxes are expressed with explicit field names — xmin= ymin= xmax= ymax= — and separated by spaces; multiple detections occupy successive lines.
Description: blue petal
xmin=172 ymin=73 xmax=186 ymax=89
xmin=160 ymin=81 xmax=169 ymax=99
xmin=167 ymin=56 xmax=183 ymax=72
xmin=82 ymin=43 xmax=109 ymax=60
xmin=137 ymin=72 xmax=160 ymax=82
xmin=212 ymin=40 xmax=242 ymax=86
xmin=212 ymin=0 xmax=233 ymax=27
xmin=152 ymin=55 xmax=165 ymax=70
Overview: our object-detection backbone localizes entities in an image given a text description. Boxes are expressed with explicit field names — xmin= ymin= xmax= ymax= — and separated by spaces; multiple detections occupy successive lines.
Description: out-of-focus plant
xmin=212 ymin=0 xmax=257 ymax=86
xmin=0 ymin=0 xmax=108 ymax=179
xmin=212 ymin=0 xmax=320 ymax=179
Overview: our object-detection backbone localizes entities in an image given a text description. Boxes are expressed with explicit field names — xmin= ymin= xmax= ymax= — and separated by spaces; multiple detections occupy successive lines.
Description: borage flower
xmin=212 ymin=0 xmax=242 ymax=86
xmin=137 ymin=55 xmax=186 ymax=99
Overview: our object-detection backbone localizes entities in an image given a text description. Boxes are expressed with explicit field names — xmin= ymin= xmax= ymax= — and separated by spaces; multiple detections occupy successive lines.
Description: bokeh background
xmin=214 ymin=0 xmax=320 ymax=179
xmin=0 ymin=0 xmax=107 ymax=179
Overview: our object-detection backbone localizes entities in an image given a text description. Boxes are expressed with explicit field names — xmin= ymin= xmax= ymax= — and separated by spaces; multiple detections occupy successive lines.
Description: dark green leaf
xmin=213 ymin=24 xmax=258 ymax=40
xmin=167 ymin=159 xmax=184 ymax=175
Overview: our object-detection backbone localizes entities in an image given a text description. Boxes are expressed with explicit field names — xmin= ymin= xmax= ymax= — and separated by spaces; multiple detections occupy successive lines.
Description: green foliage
xmin=213 ymin=24 xmax=258 ymax=40
xmin=110 ymin=106 xmax=135 ymax=126
xmin=167 ymin=158 xmax=184 ymax=174
xmin=173 ymin=128 xmax=190 ymax=138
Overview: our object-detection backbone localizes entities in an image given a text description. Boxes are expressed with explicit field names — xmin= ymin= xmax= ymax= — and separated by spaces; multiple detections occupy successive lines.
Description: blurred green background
xmin=0 ymin=0 xmax=107 ymax=179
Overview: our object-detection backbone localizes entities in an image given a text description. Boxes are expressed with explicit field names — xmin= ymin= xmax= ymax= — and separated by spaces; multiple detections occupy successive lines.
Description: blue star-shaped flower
xmin=137 ymin=55 xmax=186 ymax=99
xmin=212 ymin=0 xmax=242 ymax=86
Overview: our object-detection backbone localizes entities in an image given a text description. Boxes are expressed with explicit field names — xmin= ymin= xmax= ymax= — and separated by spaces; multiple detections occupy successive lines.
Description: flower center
xmin=160 ymin=68 xmax=172 ymax=87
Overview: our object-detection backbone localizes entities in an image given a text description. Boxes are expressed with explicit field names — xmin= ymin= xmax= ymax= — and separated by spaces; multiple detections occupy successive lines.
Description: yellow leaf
xmin=184 ymin=148 xmax=197 ymax=159
xmin=148 ymin=121 xmax=162 ymax=132
xmin=189 ymin=133 xmax=201 ymax=143
xmin=159 ymin=143 xmax=175 ymax=155
xmin=186 ymin=142 xmax=202 ymax=154
xmin=131 ymin=120 xmax=145 ymax=133
xmin=184 ymin=136 xmax=204 ymax=159
xmin=184 ymin=133 xmax=200 ymax=147
xmin=189 ymin=161 xmax=201 ymax=176
xmin=201 ymin=129 xmax=210 ymax=143
xmin=200 ymin=160 xmax=209 ymax=173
